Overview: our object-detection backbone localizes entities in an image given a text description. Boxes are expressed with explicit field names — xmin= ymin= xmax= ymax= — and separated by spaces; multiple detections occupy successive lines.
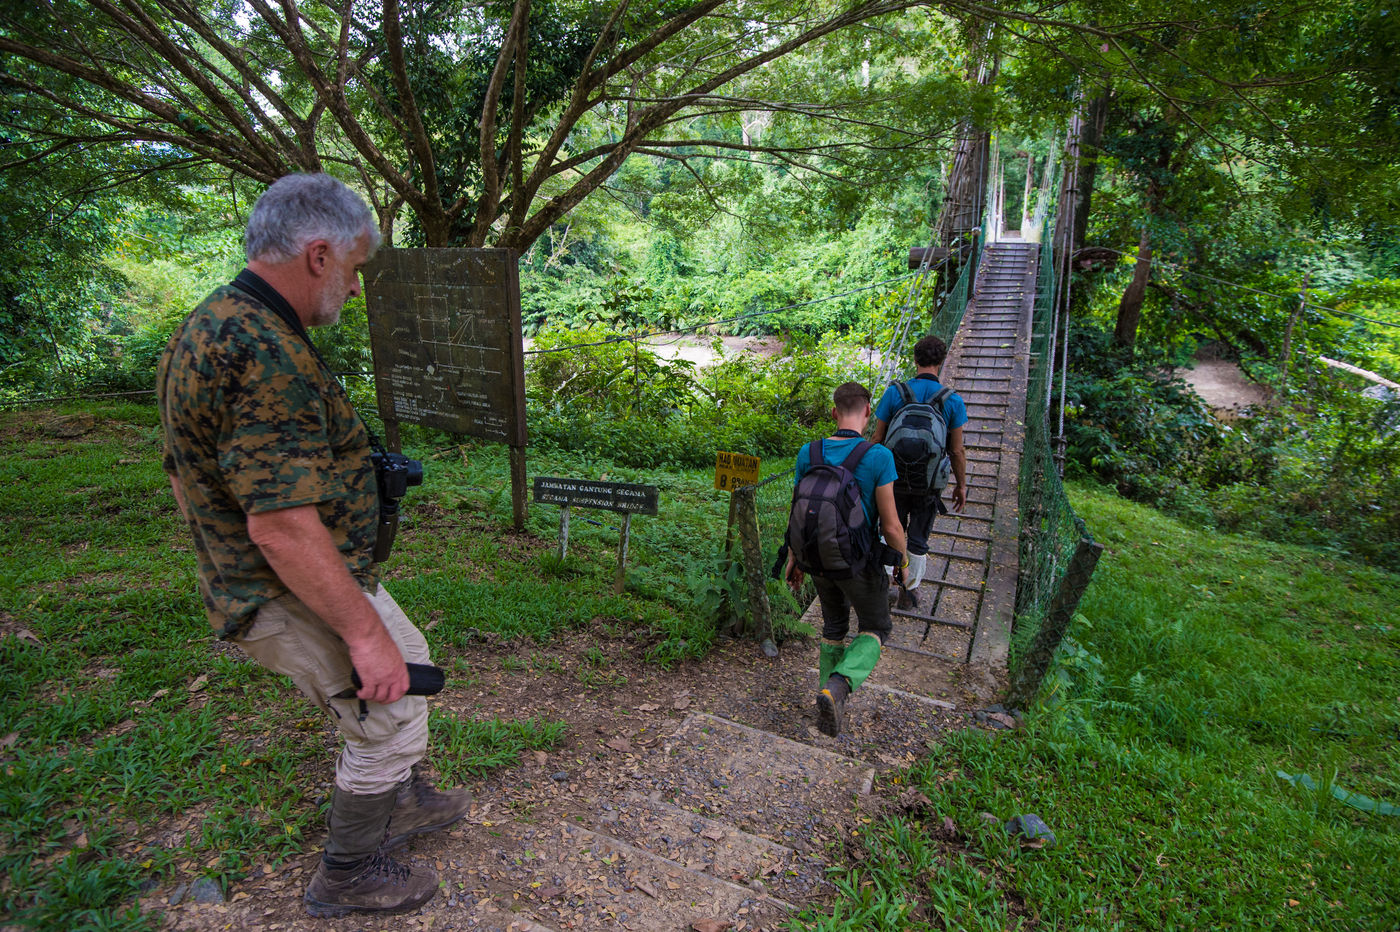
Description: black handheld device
xmin=333 ymin=662 xmax=445 ymax=700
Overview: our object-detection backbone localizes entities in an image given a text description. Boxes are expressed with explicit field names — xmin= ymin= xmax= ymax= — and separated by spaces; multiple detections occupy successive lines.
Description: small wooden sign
xmin=533 ymin=477 xmax=658 ymax=594
xmin=533 ymin=477 xmax=659 ymax=515
xmin=714 ymin=451 xmax=761 ymax=491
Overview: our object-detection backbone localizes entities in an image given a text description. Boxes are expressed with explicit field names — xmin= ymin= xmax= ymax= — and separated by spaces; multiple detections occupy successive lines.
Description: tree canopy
xmin=1 ymin=0 xmax=975 ymax=249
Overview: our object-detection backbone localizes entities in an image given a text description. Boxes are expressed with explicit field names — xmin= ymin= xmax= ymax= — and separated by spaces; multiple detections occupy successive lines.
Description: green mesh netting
xmin=1013 ymin=204 xmax=1098 ymax=673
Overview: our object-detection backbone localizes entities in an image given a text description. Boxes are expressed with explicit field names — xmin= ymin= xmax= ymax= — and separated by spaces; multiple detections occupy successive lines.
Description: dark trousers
xmin=894 ymin=489 xmax=941 ymax=556
xmin=812 ymin=566 xmax=892 ymax=644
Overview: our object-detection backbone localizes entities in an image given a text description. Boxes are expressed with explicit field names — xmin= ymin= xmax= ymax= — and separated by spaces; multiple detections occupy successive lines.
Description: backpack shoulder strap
xmin=839 ymin=440 xmax=874 ymax=472
xmin=809 ymin=438 xmax=825 ymax=468
xmin=894 ymin=381 xmax=914 ymax=405
xmin=932 ymin=385 xmax=954 ymax=407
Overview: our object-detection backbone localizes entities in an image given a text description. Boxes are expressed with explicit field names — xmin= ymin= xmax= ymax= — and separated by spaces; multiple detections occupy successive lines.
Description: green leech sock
xmin=833 ymin=633 xmax=882 ymax=692
xmin=819 ymin=640 xmax=846 ymax=686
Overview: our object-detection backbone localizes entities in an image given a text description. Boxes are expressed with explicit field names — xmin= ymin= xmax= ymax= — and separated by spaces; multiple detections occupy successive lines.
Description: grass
xmin=791 ymin=480 xmax=1400 ymax=930
xmin=426 ymin=712 xmax=566 ymax=784
xmin=0 ymin=402 xmax=753 ymax=930
xmin=16 ymin=401 xmax=1392 ymax=929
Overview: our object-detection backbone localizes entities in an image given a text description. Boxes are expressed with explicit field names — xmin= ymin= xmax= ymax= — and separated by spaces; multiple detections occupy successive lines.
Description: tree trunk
xmin=1114 ymin=227 xmax=1152 ymax=349
xmin=1073 ymin=87 xmax=1111 ymax=256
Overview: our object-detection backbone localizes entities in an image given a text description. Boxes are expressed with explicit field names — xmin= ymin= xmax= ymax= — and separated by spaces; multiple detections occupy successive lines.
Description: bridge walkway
xmin=815 ymin=238 xmax=1038 ymax=699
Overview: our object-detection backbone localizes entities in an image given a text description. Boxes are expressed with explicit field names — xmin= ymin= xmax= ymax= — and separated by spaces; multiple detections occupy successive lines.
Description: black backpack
xmin=786 ymin=438 xmax=875 ymax=579
xmin=884 ymin=381 xmax=953 ymax=497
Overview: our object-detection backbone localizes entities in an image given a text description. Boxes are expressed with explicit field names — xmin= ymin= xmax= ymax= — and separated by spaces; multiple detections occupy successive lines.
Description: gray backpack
xmin=884 ymin=381 xmax=953 ymax=497
xmin=785 ymin=439 xmax=875 ymax=579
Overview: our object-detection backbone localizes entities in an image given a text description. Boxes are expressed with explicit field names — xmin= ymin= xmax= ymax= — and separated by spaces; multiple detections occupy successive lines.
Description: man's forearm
xmin=247 ymin=505 xmax=386 ymax=648
xmin=951 ymin=450 xmax=967 ymax=488
xmin=874 ymin=484 xmax=907 ymax=557
xmin=248 ymin=504 xmax=407 ymax=703
xmin=948 ymin=426 xmax=967 ymax=488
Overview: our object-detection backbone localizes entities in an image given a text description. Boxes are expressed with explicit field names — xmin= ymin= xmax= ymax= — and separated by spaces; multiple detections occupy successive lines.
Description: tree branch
xmin=383 ymin=0 xmax=441 ymax=219
xmin=468 ymin=0 xmax=529 ymax=245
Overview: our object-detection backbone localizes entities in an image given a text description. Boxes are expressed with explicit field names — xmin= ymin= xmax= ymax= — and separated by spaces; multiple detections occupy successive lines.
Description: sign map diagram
xmin=365 ymin=248 xmax=526 ymax=446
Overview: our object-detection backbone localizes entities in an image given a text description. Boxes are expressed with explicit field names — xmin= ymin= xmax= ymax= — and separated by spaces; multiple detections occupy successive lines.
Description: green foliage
xmin=1060 ymin=326 xmax=1220 ymax=500
xmin=525 ymin=327 xmax=853 ymax=468
xmin=685 ymin=554 xmax=749 ymax=633
xmin=1199 ymin=378 xmax=1400 ymax=569
xmin=1059 ymin=324 xmax=1400 ymax=570
xmin=426 ymin=711 xmax=566 ymax=784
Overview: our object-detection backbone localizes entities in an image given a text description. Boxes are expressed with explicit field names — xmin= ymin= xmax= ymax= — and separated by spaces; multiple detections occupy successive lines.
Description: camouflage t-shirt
xmin=158 ymin=282 xmax=380 ymax=636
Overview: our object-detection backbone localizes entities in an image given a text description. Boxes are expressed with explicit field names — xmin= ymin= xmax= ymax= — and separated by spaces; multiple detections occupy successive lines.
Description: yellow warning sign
xmin=714 ymin=451 xmax=761 ymax=491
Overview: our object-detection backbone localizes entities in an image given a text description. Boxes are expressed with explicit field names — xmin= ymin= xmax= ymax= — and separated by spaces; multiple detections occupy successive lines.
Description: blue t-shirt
xmin=874 ymin=374 xmax=968 ymax=431
xmin=793 ymin=436 xmax=898 ymax=526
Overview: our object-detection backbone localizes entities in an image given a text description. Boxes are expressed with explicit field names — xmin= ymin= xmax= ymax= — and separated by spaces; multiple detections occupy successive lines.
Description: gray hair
xmin=244 ymin=173 xmax=381 ymax=263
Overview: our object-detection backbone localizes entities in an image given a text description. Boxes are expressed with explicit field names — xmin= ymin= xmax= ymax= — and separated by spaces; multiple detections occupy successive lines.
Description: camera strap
xmin=230 ymin=269 xmax=388 ymax=456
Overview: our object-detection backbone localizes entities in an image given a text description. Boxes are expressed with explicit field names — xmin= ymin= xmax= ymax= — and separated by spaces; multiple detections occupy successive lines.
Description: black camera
xmin=370 ymin=450 xmax=423 ymax=562
xmin=371 ymin=450 xmax=423 ymax=501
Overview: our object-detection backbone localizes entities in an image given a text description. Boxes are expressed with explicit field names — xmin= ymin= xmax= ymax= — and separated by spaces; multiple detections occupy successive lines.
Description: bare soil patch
xmin=1176 ymin=355 xmax=1272 ymax=418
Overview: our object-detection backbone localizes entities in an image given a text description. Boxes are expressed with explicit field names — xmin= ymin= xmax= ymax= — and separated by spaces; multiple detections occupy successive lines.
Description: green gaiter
xmin=833 ymin=632 xmax=882 ymax=691
xmin=818 ymin=639 xmax=846 ymax=686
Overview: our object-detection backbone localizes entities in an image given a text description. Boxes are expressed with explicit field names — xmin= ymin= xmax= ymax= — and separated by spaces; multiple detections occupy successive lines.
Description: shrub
xmin=525 ymin=325 xmax=849 ymax=468
xmin=1060 ymin=324 xmax=1400 ymax=570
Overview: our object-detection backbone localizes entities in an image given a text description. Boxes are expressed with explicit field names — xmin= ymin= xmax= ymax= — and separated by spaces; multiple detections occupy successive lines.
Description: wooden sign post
xmin=533 ymin=477 xmax=659 ymax=593
xmin=713 ymin=452 xmax=777 ymax=657
xmin=364 ymin=248 xmax=529 ymax=529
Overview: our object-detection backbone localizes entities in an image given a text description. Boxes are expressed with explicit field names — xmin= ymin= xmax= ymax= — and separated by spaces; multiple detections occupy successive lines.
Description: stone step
xmin=801 ymin=665 xmax=960 ymax=717
xmin=466 ymin=819 xmax=788 ymax=932
xmin=585 ymin=790 xmax=830 ymax=905
xmin=624 ymin=712 xmax=875 ymax=852
xmin=696 ymin=638 xmax=958 ymax=770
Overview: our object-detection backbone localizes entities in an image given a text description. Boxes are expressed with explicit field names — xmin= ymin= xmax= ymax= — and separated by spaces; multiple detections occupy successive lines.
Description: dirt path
xmin=1175 ymin=356 xmax=1271 ymax=416
xmin=151 ymin=621 xmax=1000 ymax=932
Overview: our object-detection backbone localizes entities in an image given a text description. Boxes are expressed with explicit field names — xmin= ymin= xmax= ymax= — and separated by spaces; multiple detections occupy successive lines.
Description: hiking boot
xmin=304 ymin=852 xmax=439 ymax=918
xmin=384 ymin=768 xmax=473 ymax=849
xmin=816 ymin=673 xmax=851 ymax=737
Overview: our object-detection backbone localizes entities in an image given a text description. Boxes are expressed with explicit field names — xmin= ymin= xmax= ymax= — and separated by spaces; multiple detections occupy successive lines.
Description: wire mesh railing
xmin=1006 ymin=200 xmax=1103 ymax=707
xmin=880 ymin=236 xmax=983 ymax=386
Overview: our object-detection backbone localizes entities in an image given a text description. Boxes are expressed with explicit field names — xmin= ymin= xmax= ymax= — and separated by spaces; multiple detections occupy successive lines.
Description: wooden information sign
xmin=532 ymin=477 xmax=659 ymax=593
xmin=533 ymin=477 xmax=659 ymax=515
xmin=364 ymin=248 xmax=525 ymax=444
xmin=714 ymin=451 xmax=761 ymax=491
xmin=364 ymin=248 xmax=528 ymax=527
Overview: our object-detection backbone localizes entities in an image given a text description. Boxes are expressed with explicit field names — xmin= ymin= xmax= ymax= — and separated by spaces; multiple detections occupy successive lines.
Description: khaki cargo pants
xmin=233 ymin=584 xmax=431 ymax=795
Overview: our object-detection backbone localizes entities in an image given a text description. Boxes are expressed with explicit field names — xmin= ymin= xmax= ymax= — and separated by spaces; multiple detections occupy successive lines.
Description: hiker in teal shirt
xmin=873 ymin=334 xmax=968 ymax=590
xmin=785 ymin=382 xmax=908 ymax=738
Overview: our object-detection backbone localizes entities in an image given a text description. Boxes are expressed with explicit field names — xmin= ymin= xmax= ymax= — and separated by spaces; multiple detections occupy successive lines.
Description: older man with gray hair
xmin=158 ymin=173 xmax=467 ymax=917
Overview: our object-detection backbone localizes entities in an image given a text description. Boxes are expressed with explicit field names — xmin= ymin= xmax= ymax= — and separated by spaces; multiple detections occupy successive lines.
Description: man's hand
xmin=784 ymin=554 xmax=804 ymax=594
xmin=348 ymin=629 xmax=410 ymax=704
xmin=952 ymin=482 xmax=967 ymax=512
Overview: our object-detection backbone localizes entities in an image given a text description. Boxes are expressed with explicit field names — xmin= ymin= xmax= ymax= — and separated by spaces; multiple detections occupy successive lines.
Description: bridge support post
xmin=734 ymin=485 xmax=778 ymax=657
xmin=1004 ymin=533 xmax=1104 ymax=710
